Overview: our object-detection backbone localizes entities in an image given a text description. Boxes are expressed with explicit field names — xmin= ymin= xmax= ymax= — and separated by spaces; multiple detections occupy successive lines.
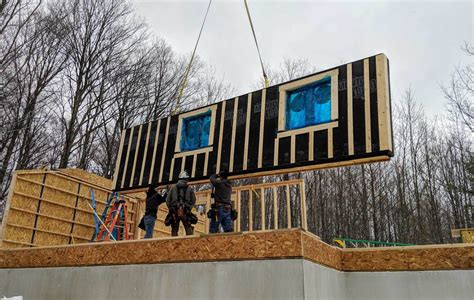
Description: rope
xmin=244 ymin=0 xmax=269 ymax=88
xmin=173 ymin=0 xmax=213 ymax=115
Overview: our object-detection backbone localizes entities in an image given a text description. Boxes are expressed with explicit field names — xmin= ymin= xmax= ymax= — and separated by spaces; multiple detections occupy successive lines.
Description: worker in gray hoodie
xmin=209 ymin=170 xmax=233 ymax=233
xmin=166 ymin=171 xmax=196 ymax=236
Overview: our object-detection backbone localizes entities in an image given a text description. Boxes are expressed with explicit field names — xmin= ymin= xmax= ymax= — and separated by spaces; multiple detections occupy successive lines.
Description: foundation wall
xmin=1 ymin=259 xmax=472 ymax=300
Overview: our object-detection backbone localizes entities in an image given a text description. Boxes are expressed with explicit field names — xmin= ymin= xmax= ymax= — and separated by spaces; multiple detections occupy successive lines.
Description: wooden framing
xmin=114 ymin=54 xmax=393 ymax=192
xmin=194 ymin=178 xmax=307 ymax=233
xmin=0 ymin=169 xmax=140 ymax=249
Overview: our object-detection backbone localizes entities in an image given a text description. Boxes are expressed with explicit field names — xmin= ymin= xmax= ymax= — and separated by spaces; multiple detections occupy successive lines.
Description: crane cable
xmin=173 ymin=0 xmax=213 ymax=115
xmin=244 ymin=0 xmax=269 ymax=88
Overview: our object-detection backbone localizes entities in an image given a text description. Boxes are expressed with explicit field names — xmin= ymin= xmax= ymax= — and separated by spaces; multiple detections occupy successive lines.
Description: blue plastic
xmin=286 ymin=77 xmax=331 ymax=130
xmin=180 ymin=110 xmax=211 ymax=151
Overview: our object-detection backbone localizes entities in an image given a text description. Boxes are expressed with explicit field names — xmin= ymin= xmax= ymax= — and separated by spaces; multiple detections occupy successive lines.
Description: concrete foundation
xmin=1 ymin=259 xmax=472 ymax=300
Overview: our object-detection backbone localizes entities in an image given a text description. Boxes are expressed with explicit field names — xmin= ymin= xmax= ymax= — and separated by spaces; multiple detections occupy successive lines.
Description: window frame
xmin=277 ymin=69 xmax=339 ymax=138
xmin=174 ymin=105 xmax=217 ymax=156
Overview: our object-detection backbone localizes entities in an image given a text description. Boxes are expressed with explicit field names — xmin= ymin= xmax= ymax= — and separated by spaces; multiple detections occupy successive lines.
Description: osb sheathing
xmin=0 ymin=169 xmax=140 ymax=249
xmin=0 ymin=229 xmax=471 ymax=272
xmin=461 ymin=230 xmax=474 ymax=243
xmin=341 ymin=243 xmax=474 ymax=271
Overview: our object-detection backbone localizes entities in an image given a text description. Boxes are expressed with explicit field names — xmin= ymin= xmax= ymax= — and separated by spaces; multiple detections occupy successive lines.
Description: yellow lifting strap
xmin=173 ymin=0 xmax=269 ymax=115
xmin=244 ymin=0 xmax=269 ymax=88
xmin=173 ymin=0 xmax=213 ymax=115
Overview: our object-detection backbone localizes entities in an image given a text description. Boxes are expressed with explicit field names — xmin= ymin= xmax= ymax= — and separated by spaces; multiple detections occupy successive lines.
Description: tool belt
xmin=165 ymin=205 xmax=198 ymax=226
xmin=207 ymin=202 xmax=238 ymax=221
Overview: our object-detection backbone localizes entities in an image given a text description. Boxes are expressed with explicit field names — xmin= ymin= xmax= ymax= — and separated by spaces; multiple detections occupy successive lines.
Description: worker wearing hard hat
xmin=165 ymin=170 xmax=197 ymax=236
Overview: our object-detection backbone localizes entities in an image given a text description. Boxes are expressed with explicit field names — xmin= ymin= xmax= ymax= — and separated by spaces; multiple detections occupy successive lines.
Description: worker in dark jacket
xmin=209 ymin=171 xmax=233 ymax=233
xmin=166 ymin=171 xmax=196 ymax=236
xmin=144 ymin=184 xmax=166 ymax=238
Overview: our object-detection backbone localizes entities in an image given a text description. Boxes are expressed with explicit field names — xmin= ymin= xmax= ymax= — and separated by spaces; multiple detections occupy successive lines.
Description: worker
xmin=166 ymin=170 xmax=196 ymax=236
xmin=209 ymin=171 xmax=233 ymax=233
xmin=143 ymin=184 xmax=166 ymax=239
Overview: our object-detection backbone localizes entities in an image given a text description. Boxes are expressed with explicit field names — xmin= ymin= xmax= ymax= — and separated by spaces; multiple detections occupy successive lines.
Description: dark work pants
xmin=171 ymin=219 xmax=194 ymax=236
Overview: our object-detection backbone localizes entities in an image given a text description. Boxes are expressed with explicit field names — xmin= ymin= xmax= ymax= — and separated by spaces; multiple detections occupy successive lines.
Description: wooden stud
xmin=203 ymin=152 xmax=209 ymax=177
xmin=249 ymin=187 xmax=253 ymax=231
xmin=243 ymin=93 xmax=252 ymax=170
xmin=129 ymin=124 xmax=143 ymax=187
xmin=139 ymin=121 xmax=153 ymax=185
xmin=376 ymin=54 xmax=393 ymax=152
xmin=260 ymin=187 xmax=265 ymax=230
xmin=286 ymin=185 xmax=292 ymax=228
xmin=121 ymin=127 xmax=134 ymax=189
xmin=0 ymin=172 xmax=17 ymax=240
xmin=229 ymin=97 xmax=239 ymax=172
xmin=112 ymin=131 xmax=125 ymax=189
xmin=347 ymin=63 xmax=354 ymax=156
xmin=169 ymin=158 xmax=175 ymax=181
xmin=258 ymin=89 xmax=266 ymax=168
xmin=274 ymin=138 xmax=279 ymax=166
xmin=216 ymin=101 xmax=226 ymax=174
xmin=364 ymin=59 xmax=372 ymax=153
xmin=236 ymin=191 xmax=241 ymax=232
xmin=308 ymin=132 xmax=314 ymax=161
xmin=180 ymin=156 xmax=186 ymax=172
xmin=290 ymin=135 xmax=296 ymax=164
xmin=272 ymin=187 xmax=278 ymax=229
xmin=300 ymin=182 xmax=308 ymax=230
xmin=328 ymin=127 xmax=334 ymax=159
xmin=158 ymin=118 xmax=169 ymax=183
xmin=191 ymin=154 xmax=197 ymax=178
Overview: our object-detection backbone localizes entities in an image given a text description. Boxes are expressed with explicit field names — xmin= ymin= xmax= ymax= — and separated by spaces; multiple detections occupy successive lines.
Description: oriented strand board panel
xmin=0 ymin=169 xmax=140 ymax=248
xmin=461 ymin=230 xmax=474 ymax=243
xmin=113 ymin=54 xmax=394 ymax=192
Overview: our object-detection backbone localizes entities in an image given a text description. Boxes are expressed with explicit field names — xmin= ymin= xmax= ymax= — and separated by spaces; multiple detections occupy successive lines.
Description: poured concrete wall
xmin=1 ymin=259 xmax=473 ymax=299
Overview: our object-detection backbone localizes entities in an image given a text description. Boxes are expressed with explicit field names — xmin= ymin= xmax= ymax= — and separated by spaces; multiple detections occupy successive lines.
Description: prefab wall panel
xmin=114 ymin=54 xmax=393 ymax=192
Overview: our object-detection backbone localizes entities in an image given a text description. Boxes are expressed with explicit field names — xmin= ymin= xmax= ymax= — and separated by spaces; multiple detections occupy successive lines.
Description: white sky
xmin=132 ymin=0 xmax=473 ymax=117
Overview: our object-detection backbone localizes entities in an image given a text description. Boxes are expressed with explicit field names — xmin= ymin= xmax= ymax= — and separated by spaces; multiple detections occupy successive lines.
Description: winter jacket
xmin=166 ymin=180 xmax=196 ymax=211
xmin=210 ymin=175 xmax=232 ymax=205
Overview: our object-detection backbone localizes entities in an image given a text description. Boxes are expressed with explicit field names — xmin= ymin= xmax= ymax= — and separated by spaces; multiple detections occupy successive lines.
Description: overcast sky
xmin=132 ymin=0 xmax=473 ymax=117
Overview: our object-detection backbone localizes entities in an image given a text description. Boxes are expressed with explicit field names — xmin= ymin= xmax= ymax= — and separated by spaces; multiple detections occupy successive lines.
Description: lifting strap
xmin=173 ymin=0 xmax=213 ymax=115
xmin=244 ymin=0 xmax=269 ymax=88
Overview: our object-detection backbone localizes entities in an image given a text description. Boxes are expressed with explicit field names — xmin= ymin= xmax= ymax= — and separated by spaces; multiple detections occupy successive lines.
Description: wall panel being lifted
xmin=113 ymin=53 xmax=394 ymax=192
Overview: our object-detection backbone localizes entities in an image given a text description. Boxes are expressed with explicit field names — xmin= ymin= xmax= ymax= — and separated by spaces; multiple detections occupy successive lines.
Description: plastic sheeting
xmin=286 ymin=77 xmax=331 ymax=130
xmin=180 ymin=110 xmax=211 ymax=151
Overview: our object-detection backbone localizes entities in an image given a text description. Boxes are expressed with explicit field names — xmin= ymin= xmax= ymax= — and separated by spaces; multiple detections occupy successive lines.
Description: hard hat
xmin=178 ymin=170 xmax=190 ymax=179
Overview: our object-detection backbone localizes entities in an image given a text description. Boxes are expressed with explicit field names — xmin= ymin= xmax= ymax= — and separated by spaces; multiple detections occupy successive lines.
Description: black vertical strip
xmin=115 ymin=128 xmax=131 ymax=190
xmin=184 ymin=155 xmax=193 ymax=175
xmin=162 ymin=115 xmax=179 ymax=183
xmin=233 ymin=95 xmax=248 ymax=172
xmin=207 ymin=102 xmax=222 ymax=176
xmin=387 ymin=57 xmax=394 ymax=155
xmin=247 ymin=90 xmax=261 ymax=170
xmin=30 ymin=173 xmax=47 ymax=246
xmin=369 ymin=56 xmax=380 ymax=152
xmin=295 ymin=133 xmax=309 ymax=163
xmin=334 ymin=65 xmax=348 ymax=158
xmin=142 ymin=120 xmax=158 ymax=186
xmin=124 ymin=126 xmax=140 ymax=189
xmin=314 ymin=130 xmax=328 ymax=160
xmin=195 ymin=153 xmax=206 ymax=178
xmin=133 ymin=123 xmax=149 ymax=187
xmin=220 ymin=99 xmax=234 ymax=172
xmin=352 ymin=59 xmax=366 ymax=155
xmin=262 ymin=86 xmax=279 ymax=167
xmin=278 ymin=136 xmax=291 ymax=165
xmin=150 ymin=119 xmax=167 ymax=185
xmin=173 ymin=157 xmax=183 ymax=180
xmin=68 ymin=183 xmax=81 ymax=244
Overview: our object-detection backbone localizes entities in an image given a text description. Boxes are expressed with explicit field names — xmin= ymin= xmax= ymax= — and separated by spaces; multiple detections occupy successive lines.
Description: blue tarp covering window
xmin=180 ymin=110 xmax=211 ymax=151
xmin=286 ymin=77 xmax=331 ymax=130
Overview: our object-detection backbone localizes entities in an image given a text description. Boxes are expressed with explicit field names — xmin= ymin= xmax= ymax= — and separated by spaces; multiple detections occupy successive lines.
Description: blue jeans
xmin=210 ymin=205 xmax=233 ymax=233
xmin=144 ymin=215 xmax=156 ymax=238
